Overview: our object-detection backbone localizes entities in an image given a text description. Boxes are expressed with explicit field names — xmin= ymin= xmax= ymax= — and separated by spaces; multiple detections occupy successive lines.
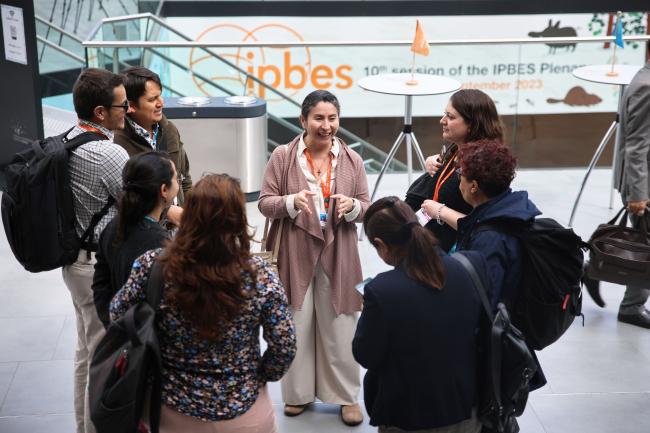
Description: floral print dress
xmin=109 ymin=249 xmax=296 ymax=421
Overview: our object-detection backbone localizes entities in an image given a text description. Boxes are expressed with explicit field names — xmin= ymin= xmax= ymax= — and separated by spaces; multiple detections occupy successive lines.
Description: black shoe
xmin=617 ymin=310 xmax=650 ymax=329
xmin=582 ymin=262 xmax=605 ymax=308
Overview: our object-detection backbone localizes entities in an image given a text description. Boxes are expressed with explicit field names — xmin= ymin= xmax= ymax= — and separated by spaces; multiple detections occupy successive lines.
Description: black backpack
xmin=1 ymin=128 xmax=113 ymax=272
xmin=453 ymin=252 xmax=537 ymax=433
xmin=473 ymin=217 xmax=588 ymax=350
xmin=89 ymin=259 xmax=164 ymax=433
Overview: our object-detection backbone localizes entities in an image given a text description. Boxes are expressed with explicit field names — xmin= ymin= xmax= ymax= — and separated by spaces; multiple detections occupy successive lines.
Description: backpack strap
xmin=79 ymin=196 xmax=116 ymax=257
xmin=145 ymin=259 xmax=165 ymax=309
xmin=452 ymin=252 xmax=493 ymax=321
xmin=144 ymin=258 xmax=164 ymax=433
xmin=63 ymin=130 xmax=105 ymax=151
xmin=65 ymin=129 xmax=115 ymax=258
xmin=451 ymin=252 xmax=504 ymax=422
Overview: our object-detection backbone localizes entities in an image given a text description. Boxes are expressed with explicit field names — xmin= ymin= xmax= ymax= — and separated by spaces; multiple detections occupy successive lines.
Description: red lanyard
xmin=433 ymin=151 xmax=457 ymax=202
xmin=304 ymin=149 xmax=333 ymax=209
xmin=78 ymin=123 xmax=109 ymax=140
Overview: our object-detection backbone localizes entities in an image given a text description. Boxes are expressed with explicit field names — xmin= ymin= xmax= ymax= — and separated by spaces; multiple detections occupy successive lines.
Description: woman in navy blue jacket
xmin=352 ymin=197 xmax=486 ymax=433
xmin=422 ymin=139 xmax=539 ymax=307
xmin=423 ymin=139 xmax=546 ymax=392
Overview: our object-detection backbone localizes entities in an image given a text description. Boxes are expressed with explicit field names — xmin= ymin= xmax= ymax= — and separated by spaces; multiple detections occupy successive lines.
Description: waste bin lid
xmin=164 ymin=96 xmax=266 ymax=119
xmin=224 ymin=96 xmax=257 ymax=105
xmin=177 ymin=96 xmax=211 ymax=106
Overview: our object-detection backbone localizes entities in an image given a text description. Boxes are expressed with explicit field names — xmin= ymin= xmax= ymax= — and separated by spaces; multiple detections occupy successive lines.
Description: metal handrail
xmin=37 ymin=35 xmax=85 ymax=63
xmin=82 ymin=13 xmax=650 ymax=48
xmin=82 ymin=35 xmax=650 ymax=48
xmin=35 ymin=15 xmax=84 ymax=44
xmin=84 ymin=12 xmax=406 ymax=170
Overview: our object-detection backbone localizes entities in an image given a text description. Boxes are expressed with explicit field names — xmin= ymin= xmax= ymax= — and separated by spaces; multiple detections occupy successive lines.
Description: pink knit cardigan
xmin=258 ymin=135 xmax=370 ymax=314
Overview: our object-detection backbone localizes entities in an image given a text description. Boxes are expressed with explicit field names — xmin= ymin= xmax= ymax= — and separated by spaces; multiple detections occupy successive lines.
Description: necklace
xmin=304 ymin=146 xmax=331 ymax=177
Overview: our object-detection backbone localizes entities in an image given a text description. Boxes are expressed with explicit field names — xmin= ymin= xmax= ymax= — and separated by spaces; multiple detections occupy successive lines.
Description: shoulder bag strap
xmin=265 ymin=144 xmax=291 ymax=260
xmin=145 ymin=259 xmax=164 ymax=308
xmin=451 ymin=252 xmax=504 ymax=419
xmin=452 ymin=252 xmax=493 ymax=321
xmin=145 ymin=257 xmax=164 ymax=433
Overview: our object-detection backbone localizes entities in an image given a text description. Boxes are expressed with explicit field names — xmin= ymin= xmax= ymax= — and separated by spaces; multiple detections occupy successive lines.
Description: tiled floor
xmin=1 ymin=169 xmax=649 ymax=433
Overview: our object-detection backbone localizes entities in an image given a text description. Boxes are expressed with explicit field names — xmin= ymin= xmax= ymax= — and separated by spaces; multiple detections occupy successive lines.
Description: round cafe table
xmin=568 ymin=64 xmax=642 ymax=226
xmin=358 ymin=73 xmax=460 ymax=200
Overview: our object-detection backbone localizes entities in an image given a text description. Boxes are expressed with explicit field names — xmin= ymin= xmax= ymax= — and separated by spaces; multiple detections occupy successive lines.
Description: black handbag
xmin=453 ymin=253 xmax=538 ymax=433
xmin=587 ymin=207 xmax=650 ymax=286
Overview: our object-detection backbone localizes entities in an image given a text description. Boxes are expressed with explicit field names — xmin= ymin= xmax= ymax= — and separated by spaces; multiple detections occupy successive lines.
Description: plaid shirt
xmin=66 ymin=120 xmax=129 ymax=242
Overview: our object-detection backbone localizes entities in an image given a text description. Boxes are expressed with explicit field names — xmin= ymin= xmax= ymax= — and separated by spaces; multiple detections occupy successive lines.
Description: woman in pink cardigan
xmin=258 ymin=90 xmax=370 ymax=426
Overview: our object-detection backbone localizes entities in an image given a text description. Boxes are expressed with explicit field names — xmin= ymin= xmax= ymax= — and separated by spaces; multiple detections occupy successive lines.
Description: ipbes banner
xmin=167 ymin=14 xmax=648 ymax=118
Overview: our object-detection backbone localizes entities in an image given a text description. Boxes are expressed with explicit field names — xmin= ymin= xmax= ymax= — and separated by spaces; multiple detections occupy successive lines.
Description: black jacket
xmin=352 ymin=251 xmax=486 ymax=430
xmin=92 ymin=218 xmax=168 ymax=328
xmin=405 ymin=170 xmax=472 ymax=253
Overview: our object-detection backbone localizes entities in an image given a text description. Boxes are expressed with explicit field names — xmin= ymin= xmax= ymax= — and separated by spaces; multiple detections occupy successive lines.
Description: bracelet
xmin=436 ymin=204 xmax=447 ymax=225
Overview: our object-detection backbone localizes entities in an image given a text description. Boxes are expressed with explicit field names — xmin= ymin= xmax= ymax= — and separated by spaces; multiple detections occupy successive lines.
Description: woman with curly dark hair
xmin=428 ymin=139 xmax=540 ymax=308
xmin=109 ymin=173 xmax=296 ymax=433
xmin=405 ymin=89 xmax=504 ymax=252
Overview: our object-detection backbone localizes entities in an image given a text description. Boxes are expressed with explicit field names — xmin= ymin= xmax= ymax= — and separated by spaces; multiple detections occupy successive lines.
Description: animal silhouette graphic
xmin=528 ymin=20 xmax=577 ymax=54
xmin=547 ymin=86 xmax=602 ymax=106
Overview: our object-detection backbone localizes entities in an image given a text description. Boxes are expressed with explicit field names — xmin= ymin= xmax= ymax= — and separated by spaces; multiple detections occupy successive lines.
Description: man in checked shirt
xmin=64 ymin=68 xmax=131 ymax=433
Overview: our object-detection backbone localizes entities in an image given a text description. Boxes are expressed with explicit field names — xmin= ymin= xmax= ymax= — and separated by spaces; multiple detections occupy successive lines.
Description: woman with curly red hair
xmin=425 ymin=139 xmax=540 ymax=307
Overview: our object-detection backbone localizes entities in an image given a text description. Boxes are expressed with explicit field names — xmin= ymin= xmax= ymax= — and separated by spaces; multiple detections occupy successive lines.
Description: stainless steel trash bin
xmin=164 ymin=96 xmax=267 ymax=201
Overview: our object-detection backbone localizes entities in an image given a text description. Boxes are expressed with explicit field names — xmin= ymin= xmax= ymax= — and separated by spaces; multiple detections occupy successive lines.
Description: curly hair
xmin=157 ymin=174 xmax=253 ymax=341
xmin=450 ymin=89 xmax=504 ymax=143
xmin=459 ymin=139 xmax=517 ymax=198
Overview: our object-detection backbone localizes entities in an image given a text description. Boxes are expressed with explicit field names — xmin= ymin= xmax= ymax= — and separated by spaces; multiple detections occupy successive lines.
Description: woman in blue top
xmin=93 ymin=151 xmax=177 ymax=328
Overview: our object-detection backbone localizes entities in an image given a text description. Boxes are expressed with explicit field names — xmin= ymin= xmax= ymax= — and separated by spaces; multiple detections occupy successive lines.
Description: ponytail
xmin=364 ymin=197 xmax=445 ymax=289
xmin=403 ymin=224 xmax=445 ymax=289
xmin=115 ymin=152 xmax=173 ymax=245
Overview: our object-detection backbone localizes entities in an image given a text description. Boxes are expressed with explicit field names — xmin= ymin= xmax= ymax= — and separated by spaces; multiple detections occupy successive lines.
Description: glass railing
xmin=35 ymin=16 xmax=85 ymax=72
xmin=83 ymin=13 xmax=650 ymax=171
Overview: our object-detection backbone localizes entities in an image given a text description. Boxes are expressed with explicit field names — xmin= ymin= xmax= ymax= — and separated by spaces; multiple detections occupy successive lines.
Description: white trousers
xmin=62 ymin=250 xmax=106 ymax=433
xmin=281 ymin=262 xmax=360 ymax=405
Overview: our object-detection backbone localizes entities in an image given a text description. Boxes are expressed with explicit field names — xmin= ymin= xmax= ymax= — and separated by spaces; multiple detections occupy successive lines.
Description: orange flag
xmin=411 ymin=20 xmax=429 ymax=56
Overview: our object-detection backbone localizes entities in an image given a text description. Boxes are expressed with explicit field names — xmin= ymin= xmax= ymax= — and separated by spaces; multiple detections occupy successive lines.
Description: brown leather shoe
xmin=284 ymin=404 xmax=307 ymax=417
xmin=341 ymin=403 xmax=363 ymax=426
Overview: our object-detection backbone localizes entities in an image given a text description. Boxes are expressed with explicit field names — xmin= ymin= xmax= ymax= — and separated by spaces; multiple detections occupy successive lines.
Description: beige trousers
xmin=62 ymin=250 xmax=106 ymax=433
xmin=157 ymin=386 xmax=277 ymax=433
xmin=281 ymin=262 xmax=360 ymax=405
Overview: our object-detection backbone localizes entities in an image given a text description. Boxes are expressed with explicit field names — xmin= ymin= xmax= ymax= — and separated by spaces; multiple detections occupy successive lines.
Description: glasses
xmin=107 ymin=101 xmax=129 ymax=111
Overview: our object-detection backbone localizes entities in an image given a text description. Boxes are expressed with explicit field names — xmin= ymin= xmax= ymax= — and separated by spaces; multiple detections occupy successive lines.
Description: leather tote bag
xmin=587 ymin=207 xmax=650 ymax=286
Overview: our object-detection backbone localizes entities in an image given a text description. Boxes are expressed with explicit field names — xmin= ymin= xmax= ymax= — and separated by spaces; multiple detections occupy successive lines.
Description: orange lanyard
xmin=304 ymin=149 xmax=333 ymax=209
xmin=433 ymin=152 xmax=457 ymax=202
xmin=78 ymin=123 xmax=108 ymax=140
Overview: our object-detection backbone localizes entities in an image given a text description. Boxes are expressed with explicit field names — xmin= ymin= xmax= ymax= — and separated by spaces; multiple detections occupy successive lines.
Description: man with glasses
xmin=64 ymin=68 xmax=131 ymax=433
xmin=114 ymin=66 xmax=192 ymax=204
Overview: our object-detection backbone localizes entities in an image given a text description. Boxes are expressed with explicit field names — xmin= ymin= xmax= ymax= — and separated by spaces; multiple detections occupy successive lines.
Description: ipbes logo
xmin=243 ymin=51 xmax=352 ymax=98
xmin=189 ymin=24 xmax=353 ymax=100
